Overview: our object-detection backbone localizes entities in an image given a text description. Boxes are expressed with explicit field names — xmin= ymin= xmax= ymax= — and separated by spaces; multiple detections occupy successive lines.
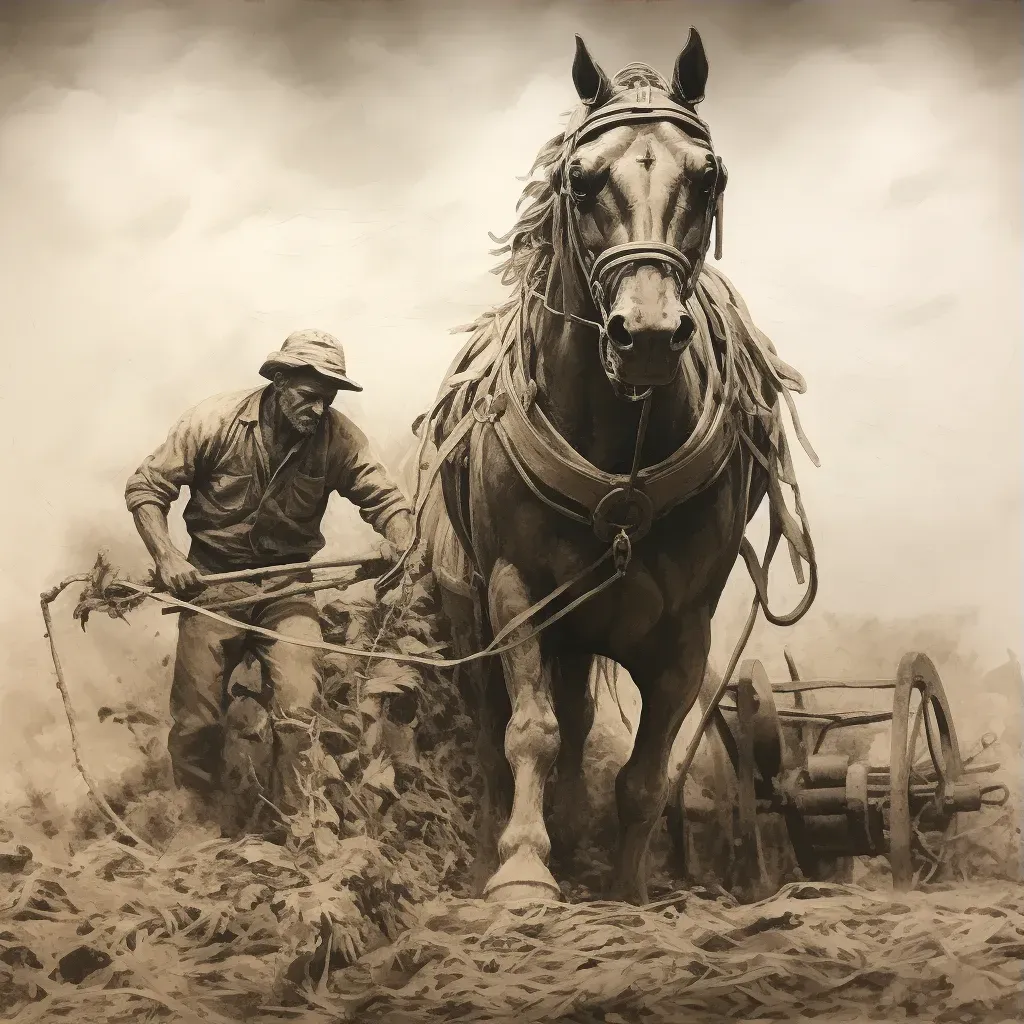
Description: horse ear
xmin=670 ymin=27 xmax=709 ymax=106
xmin=572 ymin=35 xmax=613 ymax=107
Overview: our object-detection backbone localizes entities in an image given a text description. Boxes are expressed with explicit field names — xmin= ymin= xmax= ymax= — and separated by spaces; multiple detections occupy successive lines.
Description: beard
xmin=279 ymin=398 xmax=323 ymax=435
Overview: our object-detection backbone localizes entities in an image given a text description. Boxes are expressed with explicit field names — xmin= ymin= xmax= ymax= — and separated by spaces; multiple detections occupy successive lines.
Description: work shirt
xmin=125 ymin=387 xmax=412 ymax=573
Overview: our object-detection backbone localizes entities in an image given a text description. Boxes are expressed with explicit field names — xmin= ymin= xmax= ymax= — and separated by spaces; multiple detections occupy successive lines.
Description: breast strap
xmin=491 ymin=295 xmax=740 ymax=534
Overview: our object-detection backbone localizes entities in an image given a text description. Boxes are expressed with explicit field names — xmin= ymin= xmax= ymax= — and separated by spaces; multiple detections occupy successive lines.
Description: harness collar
xmin=490 ymin=277 xmax=740 ymax=541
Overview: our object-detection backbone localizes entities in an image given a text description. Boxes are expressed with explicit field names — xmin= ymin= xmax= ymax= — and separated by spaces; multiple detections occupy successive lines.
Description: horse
xmin=398 ymin=30 xmax=818 ymax=905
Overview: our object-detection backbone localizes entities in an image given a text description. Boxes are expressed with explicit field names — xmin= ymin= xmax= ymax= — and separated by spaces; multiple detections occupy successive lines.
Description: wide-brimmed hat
xmin=259 ymin=329 xmax=363 ymax=392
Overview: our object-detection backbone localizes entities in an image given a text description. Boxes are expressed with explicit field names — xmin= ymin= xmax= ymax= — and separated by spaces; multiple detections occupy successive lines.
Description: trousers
xmin=167 ymin=584 xmax=323 ymax=830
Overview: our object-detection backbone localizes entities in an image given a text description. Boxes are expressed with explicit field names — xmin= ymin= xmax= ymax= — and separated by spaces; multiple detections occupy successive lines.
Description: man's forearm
xmin=132 ymin=503 xmax=182 ymax=565
xmin=133 ymin=504 xmax=202 ymax=595
xmin=382 ymin=509 xmax=415 ymax=552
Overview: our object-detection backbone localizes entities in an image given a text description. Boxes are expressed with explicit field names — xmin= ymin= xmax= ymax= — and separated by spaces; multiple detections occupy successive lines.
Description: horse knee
xmin=505 ymin=701 xmax=560 ymax=774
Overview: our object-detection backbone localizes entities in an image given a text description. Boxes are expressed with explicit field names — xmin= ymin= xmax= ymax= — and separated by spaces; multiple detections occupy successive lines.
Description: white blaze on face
xmin=569 ymin=120 xmax=715 ymax=384
xmin=576 ymin=122 xmax=715 ymax=259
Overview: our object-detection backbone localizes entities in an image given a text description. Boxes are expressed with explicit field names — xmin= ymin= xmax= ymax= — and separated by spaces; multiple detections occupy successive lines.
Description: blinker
xmin=713 ymin=156 xmax=728 ymax=261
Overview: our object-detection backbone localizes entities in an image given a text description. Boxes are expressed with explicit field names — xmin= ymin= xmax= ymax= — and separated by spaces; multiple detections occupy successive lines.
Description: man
xmin=125 ymin=328 xmax=415 ymax=835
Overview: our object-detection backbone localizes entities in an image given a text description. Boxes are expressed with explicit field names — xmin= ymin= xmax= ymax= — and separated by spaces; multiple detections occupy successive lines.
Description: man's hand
xmin=380 ymin=511 xmax=428 ymax=579
xmin=383 ymin=511 xmax=415 ymax=555
xmin=378 ymin=539 xmax=401 ymax=566
xmin=155 ymin=551 xmax=204 ymax=598
xmin=133 ymin=505 xmax=205 ymax=598
xmin=401 ymin=544 xmax=429 ymax=579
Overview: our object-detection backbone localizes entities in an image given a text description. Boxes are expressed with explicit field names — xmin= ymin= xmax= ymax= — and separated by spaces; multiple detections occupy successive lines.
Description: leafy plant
xmin=7 ymin=556 xmax=1022 ymax=1022
xmin=72 ymin=553 xmax=152 ymax=630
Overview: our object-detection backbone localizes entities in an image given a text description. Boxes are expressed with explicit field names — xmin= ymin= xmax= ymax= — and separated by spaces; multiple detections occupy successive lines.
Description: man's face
xmin=274 ymin=371 xmax=338 ymax=435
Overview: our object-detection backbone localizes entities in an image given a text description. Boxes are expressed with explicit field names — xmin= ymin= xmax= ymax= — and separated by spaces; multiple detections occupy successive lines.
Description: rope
xmin=675 ymin=594 xmax=760 ymax=784
xmin=38 ymin=550 xmax=631 ymax=854
xmin=111 ymin=552 xmax=625 ymax=671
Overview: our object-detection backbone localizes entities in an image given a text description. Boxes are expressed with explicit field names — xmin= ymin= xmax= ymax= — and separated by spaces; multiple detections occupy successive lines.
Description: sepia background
xmin=0 ymin=0 xmax=1019 ymax=806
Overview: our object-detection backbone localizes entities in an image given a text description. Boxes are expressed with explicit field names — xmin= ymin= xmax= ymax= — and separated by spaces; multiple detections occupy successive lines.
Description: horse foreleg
xmin=471 ymin=657 xmax=514 ymax=895
xmin=482 ymin=557 xmax=562 ymax=902
xmin=442 ymin=587 xmax=513 ymax=895
xmin=548 ymin=651 xmax=595 ymax=872
xmin=613 ymin=618 xmax=710 ymax=904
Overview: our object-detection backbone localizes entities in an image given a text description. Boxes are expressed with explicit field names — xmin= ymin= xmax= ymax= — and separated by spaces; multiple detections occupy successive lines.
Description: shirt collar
xmin=237 ymin=386 xmax=269 ymax=425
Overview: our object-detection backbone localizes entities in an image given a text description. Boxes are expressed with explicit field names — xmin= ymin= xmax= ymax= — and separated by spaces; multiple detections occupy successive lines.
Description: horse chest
xmin=547 ymin=494 xmax=740 ymax=652
xmin=469 ymin=419 xmax=748 ymax=650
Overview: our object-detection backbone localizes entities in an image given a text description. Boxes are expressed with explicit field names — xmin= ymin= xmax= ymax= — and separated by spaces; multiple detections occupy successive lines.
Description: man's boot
xmin=220 ymin=696 xmax=274 ymax=838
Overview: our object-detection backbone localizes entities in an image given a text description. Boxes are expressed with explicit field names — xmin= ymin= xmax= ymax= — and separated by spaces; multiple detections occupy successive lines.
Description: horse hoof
xmin=485 ymin=879 xmax=562 ymax=903
xmin=483 ymin=849 xmax=561 ymax=903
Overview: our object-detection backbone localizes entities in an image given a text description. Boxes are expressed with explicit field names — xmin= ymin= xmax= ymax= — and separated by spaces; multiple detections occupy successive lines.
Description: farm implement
xmin=668 ymin=650 xmax=1010 ymax=899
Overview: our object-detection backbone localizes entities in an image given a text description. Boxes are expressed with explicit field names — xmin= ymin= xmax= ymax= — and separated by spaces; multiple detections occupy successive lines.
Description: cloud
xmin=0 ymin=0 xmax=1019 ymax=790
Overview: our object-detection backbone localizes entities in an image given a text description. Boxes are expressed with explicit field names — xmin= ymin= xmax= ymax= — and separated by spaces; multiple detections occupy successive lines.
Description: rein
xmin=374 ymin=86 xmax=817 ymax=712
xmin=98 ymin=549 xmax=630 ymax=671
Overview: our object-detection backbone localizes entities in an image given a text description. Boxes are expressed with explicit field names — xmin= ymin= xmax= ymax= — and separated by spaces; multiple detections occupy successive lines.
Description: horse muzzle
xmin=601 ymin=268 xmax=696 ymax=388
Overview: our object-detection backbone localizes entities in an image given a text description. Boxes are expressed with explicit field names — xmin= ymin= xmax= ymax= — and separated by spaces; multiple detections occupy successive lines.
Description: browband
xmin=574 ymin=104 xmax=713 ymax=148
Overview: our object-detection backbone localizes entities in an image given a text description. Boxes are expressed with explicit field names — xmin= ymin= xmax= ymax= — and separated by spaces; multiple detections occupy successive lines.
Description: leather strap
xmin=375 ymin=313 xmax=521 ymax=592
xmin=569 ymin=103 xmax=712 ymax=147
xmin=590 ymin=242 xmax=693 ymax=289
xmin=374 ymin=406 xmax=478 ymax=593
xmin=494 ymin=301 xmax=739 ymax=530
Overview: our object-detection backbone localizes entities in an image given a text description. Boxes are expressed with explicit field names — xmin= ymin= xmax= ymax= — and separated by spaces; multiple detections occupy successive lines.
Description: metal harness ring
xmin=592 ymin=486 xmax=654 ymax=543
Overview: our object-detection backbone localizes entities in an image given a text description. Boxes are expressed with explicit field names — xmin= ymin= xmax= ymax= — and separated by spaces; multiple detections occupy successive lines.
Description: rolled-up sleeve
xmin=125 ymin=406 xmax=206 ymax=514
xmin=332 ymin=417 xmax=413 ymax=535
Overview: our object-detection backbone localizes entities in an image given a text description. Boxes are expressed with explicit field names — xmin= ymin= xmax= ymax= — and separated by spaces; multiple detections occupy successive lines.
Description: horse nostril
xmin=607 ymin=314 xmax=633 ymax=351
xmin=670 ymin=313 xmax=696 ymax=351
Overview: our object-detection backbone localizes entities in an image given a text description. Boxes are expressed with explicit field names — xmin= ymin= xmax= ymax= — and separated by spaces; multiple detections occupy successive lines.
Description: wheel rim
xmin=888 ymin=652 xmax=963 ymax=889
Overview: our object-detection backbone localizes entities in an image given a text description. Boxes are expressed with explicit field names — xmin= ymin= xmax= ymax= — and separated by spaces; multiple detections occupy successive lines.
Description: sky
xmin=0 ymin=0 xmax=1020 ymax=799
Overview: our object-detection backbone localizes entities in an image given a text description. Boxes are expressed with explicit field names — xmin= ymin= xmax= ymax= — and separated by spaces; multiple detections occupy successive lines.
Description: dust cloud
xmin=0 ymin=0 xmax=1019 ymax=802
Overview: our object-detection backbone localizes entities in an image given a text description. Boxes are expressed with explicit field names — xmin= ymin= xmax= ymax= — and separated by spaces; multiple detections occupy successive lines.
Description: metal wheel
xmin=686 ymin=660 xmax=785 ymax=899
xmin=667 ymin=671 xmax=737 ymax=887
xmin=887 ymin=652 xmax=963 ymax=889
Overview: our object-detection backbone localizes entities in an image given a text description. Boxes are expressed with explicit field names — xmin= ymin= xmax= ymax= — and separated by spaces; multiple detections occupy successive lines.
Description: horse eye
xmin=567 ymin=164 xmax=589 ymax=199
xmin=567 ymin=164 xmax=609 ymax=209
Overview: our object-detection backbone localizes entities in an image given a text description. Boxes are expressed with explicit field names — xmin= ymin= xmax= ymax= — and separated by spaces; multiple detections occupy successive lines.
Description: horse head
xmin=554 ymin=30 xmax=727 ymax=395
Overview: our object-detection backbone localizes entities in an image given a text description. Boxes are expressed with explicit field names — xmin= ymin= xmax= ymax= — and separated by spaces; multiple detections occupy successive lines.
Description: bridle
xmin=492 ymin=81 xmax=735 ymax=547
xmin=379 ymin=64 xmax=817 ymax=636
xmin=551 ymin=85 xmax=728 ymax=402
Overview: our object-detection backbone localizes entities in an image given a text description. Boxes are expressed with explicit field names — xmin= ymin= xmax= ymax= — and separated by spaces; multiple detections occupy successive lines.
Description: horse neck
xmin=527 ymin=269 xmax=698 ymax=474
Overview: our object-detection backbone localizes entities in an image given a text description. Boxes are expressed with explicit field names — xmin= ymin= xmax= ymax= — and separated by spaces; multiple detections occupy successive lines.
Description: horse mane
xmin=444 ymin=74 xmax=818 ymax=478
xmin=485 ymin=132 xmax=566 ymax=296
xmin=478 ymin=64 xmax=673 ymax=307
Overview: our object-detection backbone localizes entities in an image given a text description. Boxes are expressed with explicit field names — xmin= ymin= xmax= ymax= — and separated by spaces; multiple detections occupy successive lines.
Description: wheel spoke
xmin=907 ymin=697 xmax=929 ymax=786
